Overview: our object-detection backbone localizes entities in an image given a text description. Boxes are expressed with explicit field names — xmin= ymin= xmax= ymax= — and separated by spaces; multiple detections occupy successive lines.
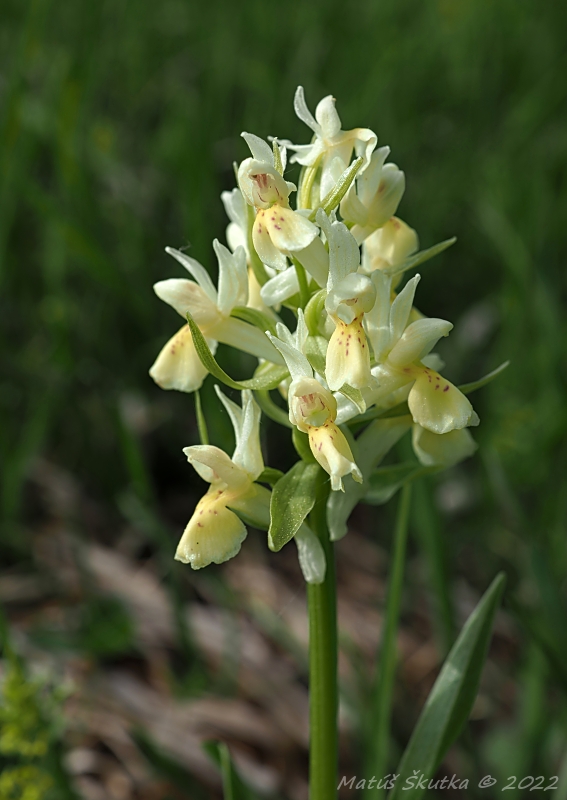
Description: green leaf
xmin=386 ymin=237 xmax=457 ymax=278
xmin=254 ymin=388 xmax=293 ymax=428
xmin=339 ymin=384 xmax=366 ymax=414
xmin=291 ymin=257 xmax=311 ymax=308
xmin=186 ymin=311 xmax=288 ymax=390
xmin=389 ymin=573 xmax=506 ymax=800
xmin=272 ymin=139 xmax=284 ymax=175
xmin=364 ymin=462 xmax=434 ymax=505
xmin=268 ymin=461 xmax=321 ymax=551
xmin=459 ymin=361 xmax=510 ymax=395
xmin=304 ymin=334 xmax=327 ymax=375
xmin=309 ymin=157 xmax=364 ymax=220
xmin=304 ymin=289 xmax=327 ymax=336
xmin=194 ymin=391 xmax=209 ymax=445
xmin=230 ymin=305 xmax=277 ymax=336
xmin=257 ymin=467 xmax=284 ymax=486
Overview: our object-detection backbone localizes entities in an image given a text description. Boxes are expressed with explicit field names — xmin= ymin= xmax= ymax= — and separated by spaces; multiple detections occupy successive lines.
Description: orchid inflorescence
xmin=150 ymin=87 xmax=490 ymax=582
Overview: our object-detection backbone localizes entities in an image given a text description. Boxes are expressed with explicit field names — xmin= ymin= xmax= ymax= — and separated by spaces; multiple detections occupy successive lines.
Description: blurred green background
xmin=1 ymin=0 xmax=567 ymax=797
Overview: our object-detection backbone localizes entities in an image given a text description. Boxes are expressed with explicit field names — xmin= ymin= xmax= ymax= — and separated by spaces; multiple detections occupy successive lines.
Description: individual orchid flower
xmin=340 ymin=147 xmax=406 ymax=243
xmin=287 ymin=86 xmax=377 ymax=200
xmin=318 ymin=210 xmax=376 ymax=392
xmin=176 ymin=388 xmax=270 ymax=568
xmin=177 ymin=387 xmax=326 ymax=582
xmin=361 ymin=217 xmax=419 ymax=277
xmin=364 ymin=272 xmax=480 ymax=435
xmin=267 ymin=316 xmax=363 ymax=491
xmin=237 ymin=133 xmax=318 ymax=271
xmin=149 ymin=241 xmax=282 ymax=394
xmin=221 ymin=186 xmax=281 ymax=316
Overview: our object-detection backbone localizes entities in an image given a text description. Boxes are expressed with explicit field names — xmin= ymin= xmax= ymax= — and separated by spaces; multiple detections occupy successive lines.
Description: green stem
xmin=308 ymin=476 xmax=338 ymax=800
xmin=366 ymin=483 xmax=412 ymax=796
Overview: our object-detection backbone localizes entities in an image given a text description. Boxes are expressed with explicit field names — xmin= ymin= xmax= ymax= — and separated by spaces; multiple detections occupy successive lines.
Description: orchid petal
xmin=308 ymin=421 xmax=362 ymax=492
xmin=183 ymin=444 xmax=249 ymax=489
xmin=389 ymin=274 xmax=421 ymax=344
xmin=215 ymin=387 xmax=264 ymax=480
xmin=149 ymin=324 xmax=213 ymax=393
xmin=153 ymin=279 xmax=220 ymax=327
xmin=408 ymin=371 xmax=479 ymax=434
xmin=241 ymin=131 xmax=274 ymax=164
xmin=326 ymin=316 xmax=371 ymax=391
xmin=256 ymin=206 xmax=318 ymax=254
xmin=252 ymin=215 xmax=288 ymax=270
xmin=214 ymin=240 xmax=248 ymax=316
xmin=317 ymin=210 xmax=360 ymax=290
xmin=293 ymin=86 xmax=321 ymax=134
xmin=260 ymin=267 xmax=300 ymax=306
xmin=165 ymin=247 xmax=218 ymax=302
xmin=388 ymin=318 xmax=453 ymax=367
xmin=267 ymin=333 xmax=312 ymax=380
xmin=356 ymin=146 xmax=390 ymax=205
xmin=315 ymin=95 xmax=342 ymax=138
xmin=294 ymin=235 xmax=329 ymax=287
xmin=412 ymin=424 xmax=477 ymax=467
xmin=175 ymin=490 xmax=248 ymax=568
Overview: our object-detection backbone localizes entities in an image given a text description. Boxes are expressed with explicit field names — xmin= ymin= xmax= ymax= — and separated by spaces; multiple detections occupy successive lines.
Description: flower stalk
xmin=307 ymin=473 xmax=338 ymax=800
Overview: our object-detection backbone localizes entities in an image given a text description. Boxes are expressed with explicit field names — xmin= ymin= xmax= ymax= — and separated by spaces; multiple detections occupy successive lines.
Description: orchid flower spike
xmin=149 ymin=242 xmax=282 ymax=394
xmin=237 ymin=133 xmax=318 ymax=271
xmin=176 ymin=388 xmax=271 ymax=568
xmin=267 ymin=316 xmax=363 ymax=491
xmin=317 ymin=211 xmax=376 ymax=392
xmin=365 ymin=272 xmax=480 ymax=434
xmin=287 ymin=87 xmax=377 ymax=200
xmin=340 ymin=147 xmax=406 ymax=243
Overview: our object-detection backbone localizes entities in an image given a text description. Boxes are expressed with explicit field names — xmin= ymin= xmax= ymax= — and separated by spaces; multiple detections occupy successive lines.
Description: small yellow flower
xmin=267 ymin=323 xmax=363 ymax=492
xmin=318 ymin=211 xmax=376 ymax=391
xmin=287 ymin=86 xmax=377 ymax=200
xmin=341 ymin=147 xmax=406 ymax=243
xmin=307 ymin=418 xmax=362 ymax=492
xmin=150 ymin=241 xmax=282 ymax=393
xmin=365 ymin=271 xmax=480 ymax=434
xmin=176 ymin=389 xmax=270 ymax=568
xmin=238 ymin=133 xmax=318 ymax=270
